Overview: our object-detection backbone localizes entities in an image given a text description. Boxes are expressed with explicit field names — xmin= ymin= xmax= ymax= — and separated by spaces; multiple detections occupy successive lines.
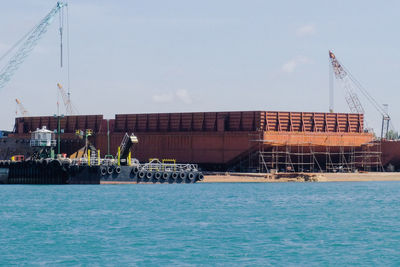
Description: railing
xmin=140 ymin=163 xmax=198 ymax=172
xmin=30 ymin=139 xmax=56 ymax=147
xmin=66 ymin=157 xmax=198 ymax=171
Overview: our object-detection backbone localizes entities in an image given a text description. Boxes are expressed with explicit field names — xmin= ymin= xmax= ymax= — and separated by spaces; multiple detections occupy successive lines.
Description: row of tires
xmin=100 ymin=165 xmax=204 ymax=183
xmin=100 ymin=165 xmax=122 ymax=175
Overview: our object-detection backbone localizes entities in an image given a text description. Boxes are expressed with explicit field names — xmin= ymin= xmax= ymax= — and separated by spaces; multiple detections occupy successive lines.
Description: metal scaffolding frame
xmin=226 ymin=132 xmax=383 ymax=173
xmin=254 ymin=130 xmax=383 ymax=173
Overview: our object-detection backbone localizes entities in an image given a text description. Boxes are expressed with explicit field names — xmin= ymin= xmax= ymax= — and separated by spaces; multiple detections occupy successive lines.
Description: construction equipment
xmin=118 ymin=133 xmax=139 ymax=165
xmin=57 ymin=83 xmax=77 ymax=115
xmin=15 ymin=98 xmax=29 ymax=116
xmin=0 ymin=2 xmax=67 ymax=90
xmin=329 ymin=51 xmax=392 ymax=139
xmin=329 ymin=51 xmax=365 ymax=115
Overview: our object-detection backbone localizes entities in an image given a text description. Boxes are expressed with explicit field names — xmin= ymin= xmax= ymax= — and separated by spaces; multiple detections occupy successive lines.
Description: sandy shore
xmin=201 ymin=172 xmax=400 ymax=183
xmin=100 ymin=172 xmax=400 ymax=184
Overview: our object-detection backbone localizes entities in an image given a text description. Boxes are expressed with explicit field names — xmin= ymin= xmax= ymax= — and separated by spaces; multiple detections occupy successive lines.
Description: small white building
xmin=30 ymin=126 xmax=56 ymax=147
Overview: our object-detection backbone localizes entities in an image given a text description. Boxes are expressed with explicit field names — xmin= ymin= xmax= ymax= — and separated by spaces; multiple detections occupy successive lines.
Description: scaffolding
xmin=226 ymin=131 xmax=383 ymax=173
xmin=257 ymin=143 xmax=383 ymax=173
xmin=253 ymin=130 xmax=383 ymax=173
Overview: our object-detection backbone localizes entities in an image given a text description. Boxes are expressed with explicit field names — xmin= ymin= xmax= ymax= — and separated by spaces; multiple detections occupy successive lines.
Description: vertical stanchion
xmin=118 ymin=146 xmax=121 ymax=166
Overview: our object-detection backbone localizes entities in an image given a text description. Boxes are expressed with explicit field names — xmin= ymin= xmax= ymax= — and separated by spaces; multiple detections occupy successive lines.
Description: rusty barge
xmin=2 ymin=110 xmax=397 ymax=173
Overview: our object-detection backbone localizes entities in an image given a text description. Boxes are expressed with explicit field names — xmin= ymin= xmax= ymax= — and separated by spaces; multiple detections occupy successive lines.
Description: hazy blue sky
xmin=0 ymin=0 xmax=399 ymax=133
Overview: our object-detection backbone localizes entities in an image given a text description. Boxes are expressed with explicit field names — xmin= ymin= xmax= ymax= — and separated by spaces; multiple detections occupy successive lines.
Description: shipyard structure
xmin=3 ymin=110 xmax=397 ymax=172
xmin=0 ymin=2 xmax=395 ymax=175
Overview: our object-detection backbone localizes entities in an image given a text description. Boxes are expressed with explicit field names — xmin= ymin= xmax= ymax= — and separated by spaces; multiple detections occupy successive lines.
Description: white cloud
xmin=152 ymin=89 xmax=193 ymax=104
xmin=152 ymin=92 xmax=174 ymax=103
xmin=175 ymin=89 xmax=192 ymax=104
xmin=281 ymin=56 xmax=312 ymax=73
xmin=296 ymin=24 xmax=316 ymax=37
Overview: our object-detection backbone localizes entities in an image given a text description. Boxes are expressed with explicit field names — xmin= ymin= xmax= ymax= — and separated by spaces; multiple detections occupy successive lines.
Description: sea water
xmin=1 ymin=182 xmax=400 ymax=266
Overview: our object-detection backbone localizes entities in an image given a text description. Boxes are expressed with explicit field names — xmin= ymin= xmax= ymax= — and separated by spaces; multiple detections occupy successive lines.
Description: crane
xmin=57 ymin=83 xmax=77 ymax=115
xmin=0 ymin=2 xmax=67 ymax=90
xmin=329 ymin=51 xmax=392 ymax=139
xmin=329 ymin=51 xmax=365 ymax=114
xmin=15 ymin=98 xmax=29 ymax=116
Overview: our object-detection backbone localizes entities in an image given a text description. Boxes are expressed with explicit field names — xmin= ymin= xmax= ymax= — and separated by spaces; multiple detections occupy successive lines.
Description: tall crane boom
xmin=329 ymin=51 xmax=365 ymax=114
xmin=0 ymin=1 xmax=67 ymax=90
xmin=329 ymin=51 xmax=392 ymax=139
xmin=15 ymin=98 xmax=29 ymax=116
xmin=57 ymin=83 xmax=77 ymax=115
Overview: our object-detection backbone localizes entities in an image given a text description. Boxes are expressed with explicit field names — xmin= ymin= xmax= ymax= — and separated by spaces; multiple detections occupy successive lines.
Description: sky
xmin=0 ymin=0 xmax=399 ymax=134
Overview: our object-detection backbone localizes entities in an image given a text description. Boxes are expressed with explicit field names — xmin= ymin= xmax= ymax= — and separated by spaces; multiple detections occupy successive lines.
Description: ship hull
xmin=0 ymin=160 xmax=203 ymax=184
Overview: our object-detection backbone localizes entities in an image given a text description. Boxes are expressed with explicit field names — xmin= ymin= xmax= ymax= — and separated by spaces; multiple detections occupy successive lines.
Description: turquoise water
xmin=1 ymin=183 xmax=400 ymax=266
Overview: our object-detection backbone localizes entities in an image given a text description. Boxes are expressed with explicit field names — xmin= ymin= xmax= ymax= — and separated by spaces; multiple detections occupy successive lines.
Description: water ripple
xmin=0 ymin=182 xmax=400 ymax=265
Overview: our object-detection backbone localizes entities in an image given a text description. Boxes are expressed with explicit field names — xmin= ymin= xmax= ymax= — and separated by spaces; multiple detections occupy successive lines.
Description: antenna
xmin=329 ymin=53 xmax=334 ymax=113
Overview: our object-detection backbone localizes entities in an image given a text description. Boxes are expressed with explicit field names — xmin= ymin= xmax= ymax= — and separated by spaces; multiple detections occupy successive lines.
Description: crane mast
xmin=0 ymin=1 xmax=67 ymax=90
xmin=57 ymin=83 xmax=76 ymax=115
xmin=329 ymin=51 xmax=365 ymax=114
xmin=15 ymin=98 xmax=29 ymax=116
xmin=329 ymin=51 xmax=392 ymax=139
